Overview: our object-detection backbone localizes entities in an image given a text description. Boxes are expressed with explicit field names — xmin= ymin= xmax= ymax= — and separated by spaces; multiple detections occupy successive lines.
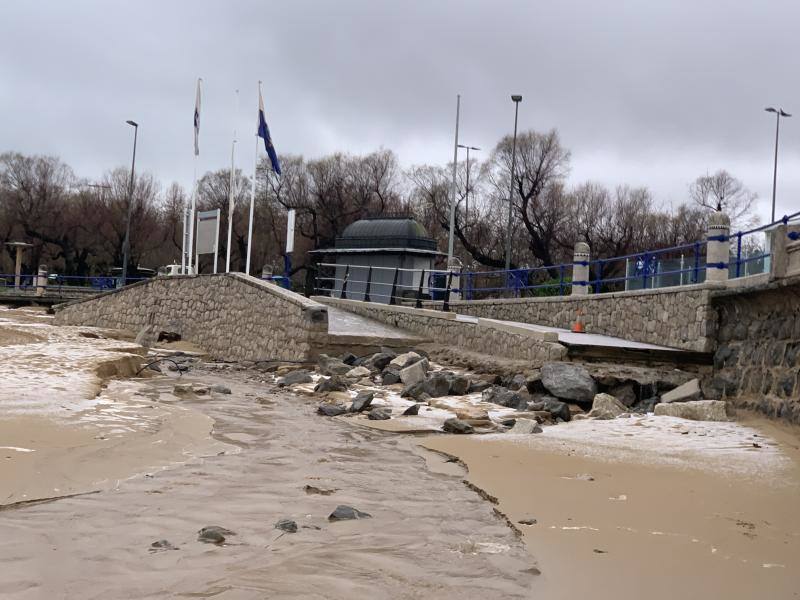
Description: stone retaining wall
xmin=447 ymin=284 xmax=717 ymax=352
xmin=710 ymin=277 xmax=800 ymax=423
xmin=54 ymin=274 xmax=329 ymax=361
xmin=315 ymin=297 xmax=567 ymax=364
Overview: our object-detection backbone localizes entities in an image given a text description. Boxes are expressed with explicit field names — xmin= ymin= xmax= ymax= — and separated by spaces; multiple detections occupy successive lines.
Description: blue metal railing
xmin=314 ymin=212 xmax=800 ymax=307
xmin=0 ymin=273 xmax=150 ymax=294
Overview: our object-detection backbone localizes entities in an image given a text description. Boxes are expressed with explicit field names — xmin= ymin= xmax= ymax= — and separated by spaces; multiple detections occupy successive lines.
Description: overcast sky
xmin=1 ymin=0 xmax=798 ymax=224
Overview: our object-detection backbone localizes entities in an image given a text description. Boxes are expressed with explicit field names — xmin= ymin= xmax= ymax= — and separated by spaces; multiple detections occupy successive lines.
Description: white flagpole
xmin=188 ymin=156 xmax=197 ymax=272
xmin=188 ymin=78 xmax=201 ymax=274
xmin=225 ymin=89 xmax=239 ymax=273
xmin=245 ymin=81 xmax=262 ymax=277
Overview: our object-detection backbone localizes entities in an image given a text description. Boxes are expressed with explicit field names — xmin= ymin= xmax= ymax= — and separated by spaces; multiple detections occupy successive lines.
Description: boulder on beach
xmin=317 ymin=403 xmax=347 ymax=417
xmin=423 ymin=372 xmax=451 ymax=398
xmin=442 ymin=418 xmax=474 ymax=434
xmin=482 ymin=386 xmax=524 ymax=409
xmin=587 ymin=393 xmax=628 ymax=419
xmin=509 ymin=418 xmax=543 ymax=434
xmin=329 ymin=505 xmax=372 ymax=521
xmin=345 ymin=365 xmax=372 ymax=379
xmin=197 ymin=525 xmax=235 ymax=544
xmin=402 ymin=403 xmax=420 ymax=416
xmin=540 ymin=362 xmax=597 ymax=402
xmin=277 ymin=369 xmax=314 ymax=387
xmin=317 ymin=354 xmax=352 ymax=376
xmin=389 ymin=351 xmax=423 ymax=370
xmin=367 ymin=352 xmax=394 ymax=371
xmin=381 ymin=367 xmax=401 ymax=386
xmin=275 ymin=519 xmax=298 ymax=533
xmin=314 ymin=376 xmax=348 ymax=393
xmin=367 ymin=406 xmax=392 ymax=420
xmin=448 ymin=374 xmax=471 ymax=396
xmin=654 ymin=400 xmax=731 ymax=421
xmin=527 ymin=396 xmax=571 ymax=421
xmin=350 ymin=391 xmax=374 ymax=413
xmin=400 ymin=359 xmax=429 ymax=386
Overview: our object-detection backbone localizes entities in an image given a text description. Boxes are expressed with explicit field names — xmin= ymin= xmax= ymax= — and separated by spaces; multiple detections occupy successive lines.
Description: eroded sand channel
xmin=0 ymin=367 xmax=535 ymax=599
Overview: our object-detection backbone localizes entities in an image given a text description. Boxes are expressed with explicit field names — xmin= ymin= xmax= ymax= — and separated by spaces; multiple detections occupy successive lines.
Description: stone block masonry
xmin=54 ymin=274 xmax=329 ymax=362
xmin=447 ymin=283 xmax=718 ymax=353
xmin=710 ymin=276 xmax=800 ymax=423
xmin=315 ymin=297 xmax=568 ymax=364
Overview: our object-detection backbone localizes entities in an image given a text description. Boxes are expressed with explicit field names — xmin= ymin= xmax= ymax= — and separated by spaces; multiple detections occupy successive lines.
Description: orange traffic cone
xmin=571 ymin=308 xmax=585 ymax=333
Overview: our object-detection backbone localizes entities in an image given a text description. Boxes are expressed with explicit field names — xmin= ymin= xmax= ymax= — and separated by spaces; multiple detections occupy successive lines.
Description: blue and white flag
xmin=193 ymin=78 xmax=201 ymax=156
xmin=258 ymin=87 xmax=281 ymax=175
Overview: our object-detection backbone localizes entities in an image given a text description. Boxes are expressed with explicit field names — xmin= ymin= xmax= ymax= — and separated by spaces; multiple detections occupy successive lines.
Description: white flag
xmin=193 ymin=78 xmax=202 ymax=156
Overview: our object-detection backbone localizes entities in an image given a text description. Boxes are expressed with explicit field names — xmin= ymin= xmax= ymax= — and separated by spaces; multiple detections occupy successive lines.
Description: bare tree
xmin=689 ymin=170 xmax=758 ymax=230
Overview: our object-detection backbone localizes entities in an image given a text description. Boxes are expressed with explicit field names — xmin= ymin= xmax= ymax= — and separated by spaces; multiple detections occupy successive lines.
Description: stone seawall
xmin=54 ymin=274 xmax=329 ymax=362
xmin=710 ymin=277 xmax=800 ymax=423
xmin=447 ymin=284 xmax=717 ymax=353
xmin=315 ymin=297 xmax=568 ymax=364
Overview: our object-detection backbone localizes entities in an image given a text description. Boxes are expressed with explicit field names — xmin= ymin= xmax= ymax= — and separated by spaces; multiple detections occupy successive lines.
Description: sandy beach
xmin=424 ymin=416 xmax=800 ymax=599
xmin=2 ymin=307 xmax=800 ymax=598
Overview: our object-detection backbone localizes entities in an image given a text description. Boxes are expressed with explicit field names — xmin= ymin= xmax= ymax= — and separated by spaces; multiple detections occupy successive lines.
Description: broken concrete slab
xmin=654 ymin=400 xmax=731 ymax=421
xmin=660 ymin=378 xmax=702 ymax=403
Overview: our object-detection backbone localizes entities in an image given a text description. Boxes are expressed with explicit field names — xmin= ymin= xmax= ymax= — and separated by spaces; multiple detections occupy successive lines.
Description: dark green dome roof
xmin=336 ymin=217 xmax=437 ymax=251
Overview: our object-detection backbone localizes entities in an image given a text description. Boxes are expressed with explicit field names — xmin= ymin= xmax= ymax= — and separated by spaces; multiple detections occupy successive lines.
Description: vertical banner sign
xmin=285 ymin=209 xmax=296 ymax=253
xmin=196 ymin=209 xmax=220 ymax=254
xmin=196 ymin=209 xmax=221 ymax=275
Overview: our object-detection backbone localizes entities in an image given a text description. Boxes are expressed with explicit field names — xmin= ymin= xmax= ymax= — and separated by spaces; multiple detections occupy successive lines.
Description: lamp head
xmin=765 ymin=107 xmax=777 ymax=114
xmin=780 ymin=109 xmax=792 ymax=117
xmin=511 ymin=95 xmax=522 ymax=103
xmin=126 ymin=120 xmax=138 ymax=127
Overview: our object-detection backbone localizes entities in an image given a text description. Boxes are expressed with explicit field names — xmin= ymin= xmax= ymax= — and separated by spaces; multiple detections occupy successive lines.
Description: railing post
xmin=363 ymin=266 xmax=372 ymax=302
xmin=466 ymin=271 xmax=473 ymax=301
xmin=442 ymin=270 xmax=453 ymax=312
xmin=706 ymin=211 xmax=731 ymax=284
xmin=415 ymin=269 xmax=426 ymax=308
xmin=594 ymin=260 xmax=603 ymax=294
xmin=642 ymin=253 xmax=649 ymax=289
xmin=735 ymin=232 xmax=742 ymax=278
xmin=571 ymin=242 xmax=590 ymax=296
xmin=388 ymin=267 xmax=399 ymax=305
xmin=693 ymin=242 xmax=701 ymax=283
xmin=339 ymin=265 xmax=350 ymax=299
xmin=558 ymin=264 xmax=565 ymax=296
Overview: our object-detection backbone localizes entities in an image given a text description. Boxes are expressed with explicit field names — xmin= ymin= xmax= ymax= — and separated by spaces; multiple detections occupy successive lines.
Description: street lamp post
xmin=457 ymin=144 xmax=480 ymax=220
xmin=505 ymin=95 xmax=522 ymax=271
xmin=765 ymin=107 xmax=791 ymax=223
xmin=121 ymin=120 xmax=138 ymax=286
xmin=447 ymin=95 xmax=461 ymax=268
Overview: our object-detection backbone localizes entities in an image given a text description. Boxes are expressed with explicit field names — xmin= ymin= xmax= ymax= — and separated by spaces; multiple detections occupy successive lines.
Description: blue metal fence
xmin=315 ymin=211 xmax=800 ymax=306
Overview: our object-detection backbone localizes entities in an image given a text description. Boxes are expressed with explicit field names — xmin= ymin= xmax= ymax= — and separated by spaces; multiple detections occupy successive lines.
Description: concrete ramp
xmin=324 ymin=306 xmax=428 ymax=357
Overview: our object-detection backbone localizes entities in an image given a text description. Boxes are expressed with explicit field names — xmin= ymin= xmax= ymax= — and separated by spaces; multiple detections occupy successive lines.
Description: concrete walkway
xmin=454 ymin=315 xmax=681 ymax=352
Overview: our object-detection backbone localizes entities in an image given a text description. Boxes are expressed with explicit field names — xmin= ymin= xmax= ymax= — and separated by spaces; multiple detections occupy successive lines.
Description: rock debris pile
xmin=264 ymin=347 xmax=731 ymax=434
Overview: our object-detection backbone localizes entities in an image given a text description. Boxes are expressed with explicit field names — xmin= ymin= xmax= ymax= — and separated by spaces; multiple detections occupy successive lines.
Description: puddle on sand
xmin=0 ymin=370 xmax=537 ymax=599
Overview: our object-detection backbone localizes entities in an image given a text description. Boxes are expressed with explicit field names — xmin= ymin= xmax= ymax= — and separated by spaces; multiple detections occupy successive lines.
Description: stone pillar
xmin=769 ymin=224 xmax=788 ymax=280
xmin=706 ymin=211 xmax=730 ymax=283
xmin=35 ymin=265 xmax=48 ymax=296
xmin=572 ymin=242 xmax=590 ymax=296
xmin=13 ymin=246 xmax=23 ymax=289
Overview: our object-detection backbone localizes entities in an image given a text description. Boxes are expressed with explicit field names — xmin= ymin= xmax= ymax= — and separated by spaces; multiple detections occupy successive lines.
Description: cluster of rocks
xmin=152 ymin=503 xmax=372 ymax=551
xmin=279 ymin=348 xmax=732 ymax=432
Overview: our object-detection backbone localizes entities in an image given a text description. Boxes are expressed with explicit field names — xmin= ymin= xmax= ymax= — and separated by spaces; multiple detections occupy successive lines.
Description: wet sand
xmin=0 ymin=307 xmax=224 ymax=505
xmin=0 ymin=370 xmax=535 ymax=599
xmin=424 ymin=416 xmax=800 ymax=599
